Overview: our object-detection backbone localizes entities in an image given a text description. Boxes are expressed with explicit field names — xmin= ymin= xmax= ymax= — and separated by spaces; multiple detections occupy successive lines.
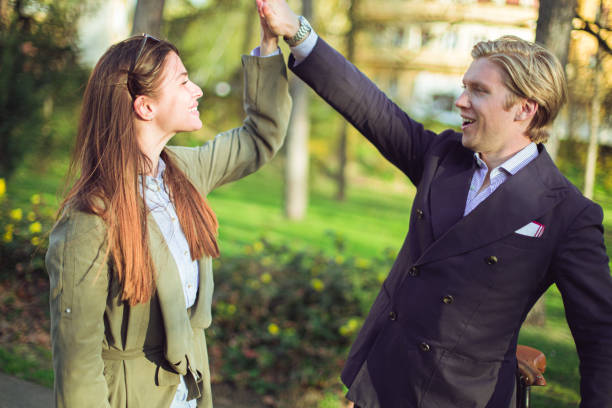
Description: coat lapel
xmin=418 ymin=148 xmax=565 ymax=265
xmin=428 ymin=152 xmax=475 ymax=240
xmin=147 ymin=215 xmax=193 ymax=366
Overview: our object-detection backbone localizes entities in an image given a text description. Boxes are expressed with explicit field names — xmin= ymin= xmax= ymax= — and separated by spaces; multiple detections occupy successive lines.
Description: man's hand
xmin=256 ymin=0 xmax=300 ymax=40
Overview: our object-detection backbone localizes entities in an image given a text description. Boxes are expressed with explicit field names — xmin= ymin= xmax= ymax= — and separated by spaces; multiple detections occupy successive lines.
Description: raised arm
xmin=46 ymin=211 xmax=111 ymax=408
xmin=258 ymin=0 xmax=443 ymax=185
xmin=168 ymin=24 xmax=291 ymax=194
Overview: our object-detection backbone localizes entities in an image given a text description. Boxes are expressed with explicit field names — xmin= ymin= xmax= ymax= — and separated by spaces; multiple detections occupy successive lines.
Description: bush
xmin=0 ymin=178 xmax=55 ymax=351
xmin=0 ymin=178 xmax=54 ymax=280
xmin=208 ymin=232 xmax=395 ymax=397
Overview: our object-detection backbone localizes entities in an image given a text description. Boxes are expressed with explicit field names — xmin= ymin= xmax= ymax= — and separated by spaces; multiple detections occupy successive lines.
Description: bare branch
xmin=574 ymin=13 xmax=612 ymax=56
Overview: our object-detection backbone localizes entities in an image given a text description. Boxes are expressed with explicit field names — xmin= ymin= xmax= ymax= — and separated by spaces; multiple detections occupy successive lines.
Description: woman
xmin=45 ymin=18 xmax=291 ymax=408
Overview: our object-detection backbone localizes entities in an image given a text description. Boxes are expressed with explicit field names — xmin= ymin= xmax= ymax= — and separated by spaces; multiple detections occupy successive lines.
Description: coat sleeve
xmin=46 ymin=211 xmax=111 ymax=408
xmin=168 ymin=53 xmax=291 ymax=195
xmin=552 ymin=201 xmax=612 ymax=407
xmin=288 ymin=36 xmax=444 ymax=186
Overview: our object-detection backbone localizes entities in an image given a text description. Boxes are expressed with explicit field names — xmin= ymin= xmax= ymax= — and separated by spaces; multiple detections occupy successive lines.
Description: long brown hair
xmin=60 ymin=36 xmax=219 ymax=306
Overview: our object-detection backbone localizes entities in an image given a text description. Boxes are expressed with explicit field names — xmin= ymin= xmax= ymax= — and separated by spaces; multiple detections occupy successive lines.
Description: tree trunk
xmin=132 ymin=0 xmax=165 ymax=37
xmin=525 ymin=0 xmax=576 ymax=327
xmin=584 ymin=50 xmax=601 ymax=200
xmin=284 ymin=0 xmax=313 ymax=220
xmin=584 ymin=2 xmax=607 ymax=200
xmin=335 ymin=0 xmax=358 ymax=201
xmin=534 ymin=0 xmax=577 ymax=162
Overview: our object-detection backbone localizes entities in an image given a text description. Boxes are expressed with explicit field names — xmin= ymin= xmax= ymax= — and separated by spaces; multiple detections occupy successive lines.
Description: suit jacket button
xmin=409 ymin=266 xmax=419 ymax=276
xmin=442 ymin=295 xmax=454 ymax=304
xmin=416 ymin=209 xmax=424 ymax=219
xmin=420 ymin=342 xmax=431 ymax=352
xmin=485 ymin=255 xmax=498 ymax=265
xmin=389 ymin=311 xmax=397 ymax=321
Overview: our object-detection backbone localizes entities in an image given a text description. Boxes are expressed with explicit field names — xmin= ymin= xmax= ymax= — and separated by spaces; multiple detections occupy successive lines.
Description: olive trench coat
xmin=46 ymin=54 xmax=291 ymax=408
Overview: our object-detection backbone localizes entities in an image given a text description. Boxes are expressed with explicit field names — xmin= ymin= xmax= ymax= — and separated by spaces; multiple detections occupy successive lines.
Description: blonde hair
xmin=471 ymin=35 xmax=567 ymax=143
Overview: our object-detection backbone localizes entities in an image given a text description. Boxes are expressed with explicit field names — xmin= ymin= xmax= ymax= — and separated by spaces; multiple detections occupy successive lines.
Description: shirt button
xmin=420 ymin=342 xmax=431 ymax=352
xmin=416 ymin=209 xmax=424 ymax=219
xmin=485 ymin=255 xmax=498 ymax=265
xmin=409 ymin=266 xmax=419 ymax=276
xmin=187 ymin=284 xmax=192 ymax=289
xmin=442 ymin=295 xmax=454 ymax=304
xmin=389 ymin=311 xmax=397 ymax=321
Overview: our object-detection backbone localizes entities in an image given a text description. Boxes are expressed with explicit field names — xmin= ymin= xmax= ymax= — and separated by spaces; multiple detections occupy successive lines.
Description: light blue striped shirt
xmin=141 ymin=159 xmax=198 ymax=408
xmin=464 ymin=142 xmax=538 ymax=215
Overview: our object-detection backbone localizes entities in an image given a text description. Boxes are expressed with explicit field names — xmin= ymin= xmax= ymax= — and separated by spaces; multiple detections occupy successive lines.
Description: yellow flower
xmin=310 ymin=278 xmax=325 ymax=292
xmin=253 ymin=241 xmax=264 ymax=253
xmin=3 ymin=230 xmax=12 ymax=243
xmin=0 ymin=178 xmax=5 ymax=196
xmin=356 ymin=258 xmax=370 ymax=268
xmin=227 ymin=304 xmax=237 ymax=315
xmin=335 ymin=255 xmax=345 ymax=265
xmin=267 ymin=323 xmax=280 ymax=336
xmin=30 ymin=194 xmax=41 ymax=205
xmin=9 ymin=208 xmax=22 ymax=221
xmin=339 ymin=318 xmax=361 ymax=336
xmin=27 ymin=211 xmax=36 ymax=221
xmin=29 ymin=221 xmax=42 ymax=234
xmin=260 ymin=272 xmax=272 ymax=284
xmin=31 ymin=236 xmax=40 ymax=246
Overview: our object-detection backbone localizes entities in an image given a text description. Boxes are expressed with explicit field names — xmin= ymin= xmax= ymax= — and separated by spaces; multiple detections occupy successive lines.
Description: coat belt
xmin=101 ymin=345 xmax=163 ymax=361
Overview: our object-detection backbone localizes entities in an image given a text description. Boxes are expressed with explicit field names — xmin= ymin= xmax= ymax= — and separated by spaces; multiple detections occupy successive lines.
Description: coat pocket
xmin=423 ymin=350 xmax=501 ymax=408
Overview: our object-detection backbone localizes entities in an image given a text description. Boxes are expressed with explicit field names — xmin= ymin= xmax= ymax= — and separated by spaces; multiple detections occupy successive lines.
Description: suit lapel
xmin=429 ymin=156 xmax=475 ymax=240
xmin=419 ymin=148 xmax=564 ymax=265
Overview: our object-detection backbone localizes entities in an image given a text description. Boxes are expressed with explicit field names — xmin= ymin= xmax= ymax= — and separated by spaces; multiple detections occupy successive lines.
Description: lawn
xmin=3 ymin=152 xmax=612 ymax=407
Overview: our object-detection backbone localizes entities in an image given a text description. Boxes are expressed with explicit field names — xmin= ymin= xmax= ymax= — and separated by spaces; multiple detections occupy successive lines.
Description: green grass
xmin=0 ymin=345 xmax=54 ymax=388
xmin=208 ymin=161 xmax=413 ymax=259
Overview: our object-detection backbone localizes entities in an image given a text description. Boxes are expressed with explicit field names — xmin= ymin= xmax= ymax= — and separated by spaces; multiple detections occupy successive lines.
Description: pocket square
xmin=515 ymin=221 xmax=545 ymax=238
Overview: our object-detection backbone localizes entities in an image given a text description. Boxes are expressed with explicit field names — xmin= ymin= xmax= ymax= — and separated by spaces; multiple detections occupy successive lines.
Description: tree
xmin=584 ymin=2 xmax=608 ymax=199
xmin=0 ymin=0 xmax=86 ymax=179
xmin=534 ymin=0 xmax=577 ymax=162
xmin=132 ymin=0 xmax=166 ymax=37
xmin=284 ymin=0 xmax=313 ymax=220
xmin=335 ymin=0 xmax=358 ymax=201
xmin=523 ymin=0 xmax=578 ymax=327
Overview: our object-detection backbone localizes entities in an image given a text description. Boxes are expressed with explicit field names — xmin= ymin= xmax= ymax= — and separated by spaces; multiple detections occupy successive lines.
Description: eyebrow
xmin=462 ymin=79 xmax=489 ymax=90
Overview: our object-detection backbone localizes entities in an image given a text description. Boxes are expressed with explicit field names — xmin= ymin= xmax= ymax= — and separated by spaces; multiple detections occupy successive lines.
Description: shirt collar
xmin=473 ymin=142 xmax=538 ymax=175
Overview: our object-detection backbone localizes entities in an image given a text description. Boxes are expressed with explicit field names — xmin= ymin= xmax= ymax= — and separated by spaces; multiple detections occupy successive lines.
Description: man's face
xmin=455 ymin=57 xmax=526 ymax=158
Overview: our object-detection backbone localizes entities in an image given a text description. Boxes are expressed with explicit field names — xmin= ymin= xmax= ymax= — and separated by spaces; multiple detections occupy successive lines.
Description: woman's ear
xmin=133 ymin=95 xmax=155 ymax=121
xmin=515 ymin=99 xmax=538 ymax=122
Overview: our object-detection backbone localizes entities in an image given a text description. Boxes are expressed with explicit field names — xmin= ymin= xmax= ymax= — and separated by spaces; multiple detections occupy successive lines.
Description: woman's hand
xmin=259 ymin=13 xmax=278 ymax=56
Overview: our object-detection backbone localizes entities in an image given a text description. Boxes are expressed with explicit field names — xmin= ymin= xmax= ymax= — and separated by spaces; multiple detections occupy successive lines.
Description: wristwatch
xmin=285 ymin=15 xmax=312 ymax=46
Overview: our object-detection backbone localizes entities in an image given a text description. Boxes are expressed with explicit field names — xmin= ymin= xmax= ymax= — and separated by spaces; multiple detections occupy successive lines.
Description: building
xmin=352 ymin=0 xmax=538 ymax=125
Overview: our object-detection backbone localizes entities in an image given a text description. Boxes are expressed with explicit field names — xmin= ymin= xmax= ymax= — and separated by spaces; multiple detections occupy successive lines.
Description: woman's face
xmin=150 ymin=52 xmax=204 ymax=135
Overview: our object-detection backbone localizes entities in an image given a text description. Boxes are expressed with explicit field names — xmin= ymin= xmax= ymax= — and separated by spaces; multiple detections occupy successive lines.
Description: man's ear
xmin=133 ymin=95 xmax=155 ymax=121
xmin=515 ymin=99 xmax=538 ymax=122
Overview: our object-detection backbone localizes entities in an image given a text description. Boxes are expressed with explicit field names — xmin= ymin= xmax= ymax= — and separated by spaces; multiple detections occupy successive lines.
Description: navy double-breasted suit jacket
xmin=290 ymin=38 xmax=612 ymax=407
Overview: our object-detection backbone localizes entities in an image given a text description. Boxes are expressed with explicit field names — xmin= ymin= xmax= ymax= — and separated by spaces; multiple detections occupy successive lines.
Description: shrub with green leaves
xmin=0 ymin=179 xmax=54 ymax=280
xmin=208 ymin=234 xmax=395 ymax=396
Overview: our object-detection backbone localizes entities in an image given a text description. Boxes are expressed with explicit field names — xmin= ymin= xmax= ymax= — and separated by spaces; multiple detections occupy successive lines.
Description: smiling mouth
xmin=461 ymin=118 xmax=475 ymax=130
xmin=189 ymin=106 xmax=198 ymax=114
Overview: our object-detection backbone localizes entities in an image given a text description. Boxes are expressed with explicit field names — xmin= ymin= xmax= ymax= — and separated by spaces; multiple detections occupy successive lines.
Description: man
xmin=257 ymin=1 xmax=612 ymax=407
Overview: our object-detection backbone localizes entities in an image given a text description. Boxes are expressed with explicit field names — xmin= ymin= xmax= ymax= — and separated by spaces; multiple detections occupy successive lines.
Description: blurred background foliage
xmin=1 ymin=0 xmax=611 ymax=406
